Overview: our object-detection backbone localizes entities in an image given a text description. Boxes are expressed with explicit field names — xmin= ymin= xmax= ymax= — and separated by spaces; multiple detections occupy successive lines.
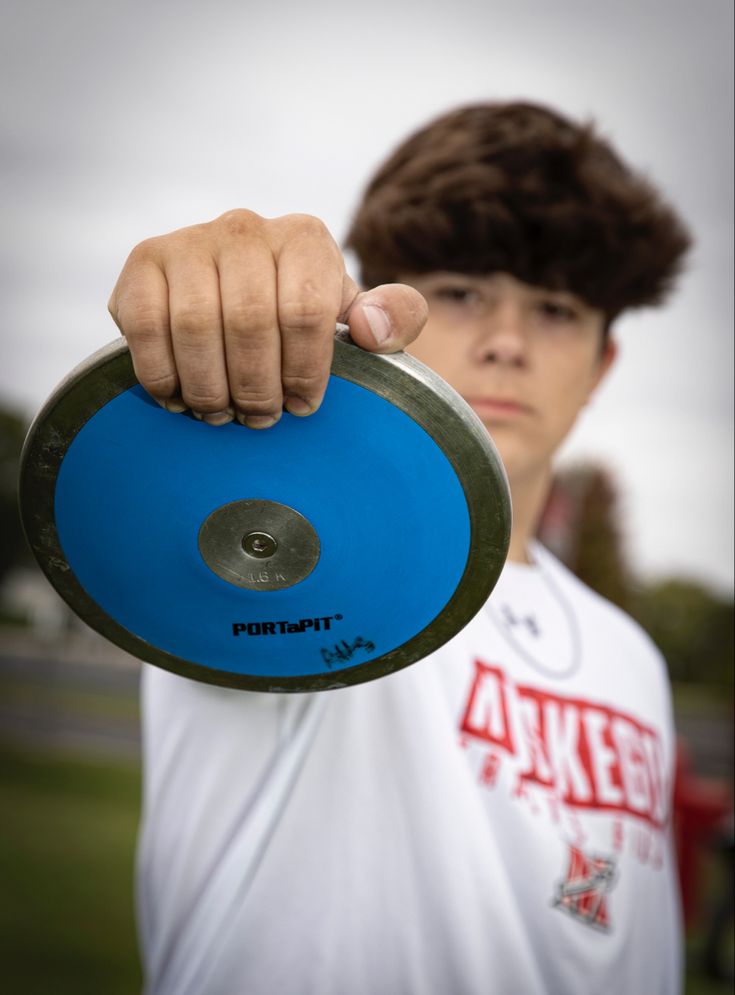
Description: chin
xmin=482 ymin=424 xmax=512 ymax=460
xmin=485 ymin=438 xmax=544 ymax=491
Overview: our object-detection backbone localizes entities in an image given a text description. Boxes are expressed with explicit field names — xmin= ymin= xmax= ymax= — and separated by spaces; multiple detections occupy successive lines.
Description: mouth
xmin=464 ymin=397 xmax=531 ymax=419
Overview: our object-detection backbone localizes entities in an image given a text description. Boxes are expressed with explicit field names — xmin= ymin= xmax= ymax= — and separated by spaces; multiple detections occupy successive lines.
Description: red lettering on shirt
xmin=460 ymin=662 xmax=514 ymax=753
xmin=461 ymin=659 xmax=668 ymax=828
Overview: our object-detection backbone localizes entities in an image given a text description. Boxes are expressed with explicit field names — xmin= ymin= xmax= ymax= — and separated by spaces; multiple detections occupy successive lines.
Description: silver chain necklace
xmin=485 ymin=555 xmax=582 ymax=678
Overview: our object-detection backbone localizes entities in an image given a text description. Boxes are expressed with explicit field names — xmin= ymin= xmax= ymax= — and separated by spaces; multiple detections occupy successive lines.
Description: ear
xmin=588 ymin=336 xmax=618 ymax=397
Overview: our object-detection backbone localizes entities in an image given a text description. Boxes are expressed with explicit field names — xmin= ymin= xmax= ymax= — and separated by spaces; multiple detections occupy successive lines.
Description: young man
xmin=110 ymin=102 xmax=690 ymax=994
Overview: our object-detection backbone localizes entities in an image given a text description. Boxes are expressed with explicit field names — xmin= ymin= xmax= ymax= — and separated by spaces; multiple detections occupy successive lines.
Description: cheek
xmin=553 ymin=347 xmax=604 ymax=402
xmin=549 ymin=371 xmax=601 ymax=439
xmin=404 ymin=330 xmax=459 ymax=379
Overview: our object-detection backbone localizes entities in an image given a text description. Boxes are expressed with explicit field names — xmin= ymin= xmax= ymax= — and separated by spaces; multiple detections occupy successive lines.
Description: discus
xmin=19 ymin=333 xmax=511 ymax=692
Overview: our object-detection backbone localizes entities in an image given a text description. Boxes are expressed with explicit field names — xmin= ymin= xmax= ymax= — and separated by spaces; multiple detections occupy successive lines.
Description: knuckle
xmin=182 ymin=385 xmax=229 ymax=411
xmin=231 ymin=379 xmax=281 ymax=413
xmin=281 ymin=370 xmax=323 ymax=397
xmin=121 ymin=304 xmax=167 ymax=342
xmin=170 ymin=297 xmax=218 ymax=339
xmin=229 ymin=354 xmax=281 ymax=413
xmin=272 ymin=212 xmax=336 ymax=253
xmin=126 ymin=235 xmax=162 ymax=265
xmin=288 ymin=213 xmax=329 ymax=240
xmin=225 ymin=298 xmax=274 ymax=334
xmin=213 ymin=208 xmax=262 ymax=238
xmin=232 ymin=393 xmax=281 ymax=416
xmin=139 ymin=370 xmax=179 ymax=398
xmin=279 ymin=296 xmax=328 ymax=334
xmin=231 ymin=381 xmax=276 ymax=403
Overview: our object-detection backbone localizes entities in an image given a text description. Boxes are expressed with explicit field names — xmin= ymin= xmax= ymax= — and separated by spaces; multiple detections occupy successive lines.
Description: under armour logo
xmin=552 ymin=845 xmax=617 ymax=932
xmin=500 ymin=604 xmax=541 ymax=637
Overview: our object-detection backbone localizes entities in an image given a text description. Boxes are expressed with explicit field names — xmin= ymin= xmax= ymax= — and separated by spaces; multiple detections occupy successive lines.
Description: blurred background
xmin=1 ymin=0 xmax=732 ymax=991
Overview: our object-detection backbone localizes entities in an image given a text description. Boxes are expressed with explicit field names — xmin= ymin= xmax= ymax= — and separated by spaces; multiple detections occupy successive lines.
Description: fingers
xmin=165 ymin=250 xmax=232 ymax=424
xmin=342 ymin=283 xmax=428 ymax=354
xmin=219 ymin=238 xmax=281 ymax=427
xmin=110 ymin=234 xmax=232 ymax=424
xmin=109 ymin=245 xmax=183 ymax=411
xmin=275 ymin=216 xmax=345 ymax=416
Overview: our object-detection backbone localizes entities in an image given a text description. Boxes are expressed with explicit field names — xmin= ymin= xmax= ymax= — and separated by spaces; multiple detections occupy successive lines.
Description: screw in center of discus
xmin=243 ymin=531 xmax=278 ymax=559
xmin=200 ymin=500 xmax=319 ymax=590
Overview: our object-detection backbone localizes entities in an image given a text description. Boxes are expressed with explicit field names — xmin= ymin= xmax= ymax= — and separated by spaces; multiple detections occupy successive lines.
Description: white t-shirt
xmin=137 ymin=545 xmax=682 ymax=995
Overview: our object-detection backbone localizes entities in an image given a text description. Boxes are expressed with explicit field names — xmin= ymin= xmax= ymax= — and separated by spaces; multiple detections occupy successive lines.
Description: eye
xmin=432 ymin=284 xmax=483 ymax=307
xmin=536 ymin=299 xmax=579 ymax=322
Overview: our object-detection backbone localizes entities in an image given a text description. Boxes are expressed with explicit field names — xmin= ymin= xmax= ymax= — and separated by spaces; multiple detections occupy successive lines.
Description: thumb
xmin=340 ymin=281 xmax=428 ymax=354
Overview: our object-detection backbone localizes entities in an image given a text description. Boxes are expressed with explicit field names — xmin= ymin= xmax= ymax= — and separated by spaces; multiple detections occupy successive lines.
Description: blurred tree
xmin=631 ymin=579 xmax=734 ymax=689
xmin=538 ymin=463 xmax=633 ymax=611
xmin=0 ymin=404 xmax=29 ymax=587
xmin=539 ymin=461 xmax=734 ymax=690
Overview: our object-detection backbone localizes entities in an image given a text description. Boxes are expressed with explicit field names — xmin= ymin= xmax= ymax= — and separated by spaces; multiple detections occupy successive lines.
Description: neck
xmin=506 ymin=464 xmax=553 ymax=565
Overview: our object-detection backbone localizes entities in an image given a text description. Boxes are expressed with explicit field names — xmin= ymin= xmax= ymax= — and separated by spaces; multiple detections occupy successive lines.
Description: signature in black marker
xmin=321 ymin=636 xmax=376 ymax=669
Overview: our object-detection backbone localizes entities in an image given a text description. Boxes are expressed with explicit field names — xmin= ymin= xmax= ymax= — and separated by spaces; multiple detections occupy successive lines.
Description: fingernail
xmin=162 ymin=399 xmax=188 ymax=414
xmin=240 ymin=414 xmax=278 ymax=429
xmin=202 ymin=408 xmax=234 ymax=426
xmin=362 ymin=304 xmax=391 ymax=345
xmin=284 ymin=396 xmax=312 ymax=416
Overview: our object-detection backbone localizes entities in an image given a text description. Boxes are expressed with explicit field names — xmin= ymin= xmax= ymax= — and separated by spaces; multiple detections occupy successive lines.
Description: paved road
xmin=0 ymin=632 xmax=732 ymax=782
xmin=0 ymin=633 xmax=141 ymax=760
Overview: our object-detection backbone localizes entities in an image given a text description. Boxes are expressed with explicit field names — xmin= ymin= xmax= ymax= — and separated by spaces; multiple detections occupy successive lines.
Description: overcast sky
xmin=2 ymin=0 xmax=733 ymax=593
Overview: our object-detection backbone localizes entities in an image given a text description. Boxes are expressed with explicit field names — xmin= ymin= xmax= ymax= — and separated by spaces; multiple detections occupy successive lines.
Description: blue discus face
xmin=53 ymin=376 xmax=471 ymax=681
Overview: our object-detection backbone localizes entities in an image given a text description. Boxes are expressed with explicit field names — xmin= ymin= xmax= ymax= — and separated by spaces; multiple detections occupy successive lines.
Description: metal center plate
xmin=198 ymin=499 xmax=320 ymax=591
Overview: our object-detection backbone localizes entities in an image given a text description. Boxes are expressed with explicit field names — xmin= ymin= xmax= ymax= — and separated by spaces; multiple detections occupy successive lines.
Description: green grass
xmin=0 ymin=740 xmax=730 ymax=994
xmin=0 ymin=746 xmax=142 ymax=995
xmin=683 ymin=843 xmax=734 ymax=995
xmin=2 ymin=675 xmax=141 ymax=723
xmin=672 ymin=681 xmax=735 ymax=714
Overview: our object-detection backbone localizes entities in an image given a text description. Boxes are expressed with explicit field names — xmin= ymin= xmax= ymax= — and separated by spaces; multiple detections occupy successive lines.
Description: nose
xmin=471 ymin=300 xmax=527 ymax=368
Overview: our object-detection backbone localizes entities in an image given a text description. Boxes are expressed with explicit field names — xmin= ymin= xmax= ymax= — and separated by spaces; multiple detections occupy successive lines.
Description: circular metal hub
xmin=198 ymin=499 xmax=320 ymax=591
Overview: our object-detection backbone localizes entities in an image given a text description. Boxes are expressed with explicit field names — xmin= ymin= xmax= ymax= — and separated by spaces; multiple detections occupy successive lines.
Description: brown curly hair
xmin=345 ymin=102 xmax=691 ymax=322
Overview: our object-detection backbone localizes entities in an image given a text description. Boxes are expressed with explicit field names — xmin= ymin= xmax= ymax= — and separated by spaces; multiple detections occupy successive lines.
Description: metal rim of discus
xmin=18 ymin=335 xmax=511 ymax=692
